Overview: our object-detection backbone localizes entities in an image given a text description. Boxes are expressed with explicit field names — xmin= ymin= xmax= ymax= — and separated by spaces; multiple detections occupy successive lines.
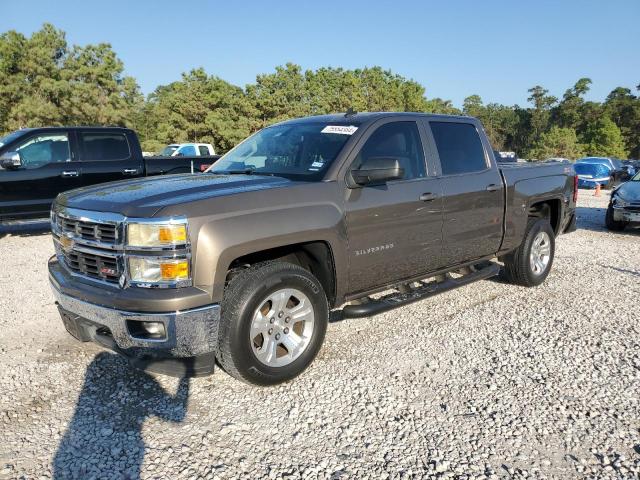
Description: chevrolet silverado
xmin=48 ymin=112 xmax=577 ymax=385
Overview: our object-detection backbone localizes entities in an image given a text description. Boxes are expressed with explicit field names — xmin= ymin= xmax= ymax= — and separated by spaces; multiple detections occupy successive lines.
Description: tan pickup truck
xmin=48 ymin=112 xmax=577 ymax=385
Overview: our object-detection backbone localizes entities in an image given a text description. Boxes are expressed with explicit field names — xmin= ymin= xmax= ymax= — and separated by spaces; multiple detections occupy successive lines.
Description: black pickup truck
xmin=0 ymin=127 xmax=219 ymax=222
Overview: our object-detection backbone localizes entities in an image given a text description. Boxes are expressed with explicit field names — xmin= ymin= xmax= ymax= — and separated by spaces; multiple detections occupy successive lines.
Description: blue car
xmin=574 ymin=162 xmax=613 ymax=189
xmin=577 ymin=157 xmax=628 ymax=183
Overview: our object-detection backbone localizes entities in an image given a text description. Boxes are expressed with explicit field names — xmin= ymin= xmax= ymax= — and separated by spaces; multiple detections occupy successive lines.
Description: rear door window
xmin=429 ymin=122 xmax=488 ymax=175
xmin=79 ymin=132 xmax=130 ymax=161
xmin=198 ymin=145 xmax=210 ymax=156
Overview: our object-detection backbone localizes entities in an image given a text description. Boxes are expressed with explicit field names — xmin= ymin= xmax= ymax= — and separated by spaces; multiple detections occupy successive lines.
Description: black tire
xmin=217 ymin=261 xmax=328 ymax=386
xmin=605 ymin=204 xmax=627 ymax=231
xmin=502 ymin=217 xmax=555 ymax=287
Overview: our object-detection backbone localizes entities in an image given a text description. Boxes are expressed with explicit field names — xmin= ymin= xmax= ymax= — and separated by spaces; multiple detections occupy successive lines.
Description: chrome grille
xmin=51 ymin=207 xmax=191 ymax=289
xmin=61 ymin=249 xmax=121 ymax=283
xmin=57 ymin=214 xmax=118 ymax=244
xmin=625 ymin=203 xmax=640 ymax=212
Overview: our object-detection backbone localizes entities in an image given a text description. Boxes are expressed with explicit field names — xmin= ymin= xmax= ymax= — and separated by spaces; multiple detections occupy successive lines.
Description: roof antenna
xmin=345 ymin=107 xmax=357 ymax=117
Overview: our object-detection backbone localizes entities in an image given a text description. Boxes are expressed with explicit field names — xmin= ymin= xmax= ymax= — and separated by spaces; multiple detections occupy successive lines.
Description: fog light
xmin=142 ymin=322 xmax=165 ymax=336
xmin=127 ymin=320 xmax=167 ymax=340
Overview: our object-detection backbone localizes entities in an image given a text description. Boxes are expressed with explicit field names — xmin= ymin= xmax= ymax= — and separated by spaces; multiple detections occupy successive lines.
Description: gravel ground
xmin=1 ymin=190 xmax=639 ymax=479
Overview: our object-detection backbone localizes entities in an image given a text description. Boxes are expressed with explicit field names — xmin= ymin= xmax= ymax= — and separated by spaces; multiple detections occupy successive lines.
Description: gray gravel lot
xmin=1 ymin=190 xmax=639 ymax=479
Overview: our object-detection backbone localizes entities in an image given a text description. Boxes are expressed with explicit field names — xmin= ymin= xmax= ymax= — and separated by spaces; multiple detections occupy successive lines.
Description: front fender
xmin=193 ymin=202 xmax=347 ymax=304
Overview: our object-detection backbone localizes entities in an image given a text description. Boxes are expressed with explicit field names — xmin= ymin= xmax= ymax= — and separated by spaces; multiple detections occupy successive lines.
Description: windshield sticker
xmin=321 ymin=125 xmax=358 ymax=135
xmin=308 ymin=161 xmax=326 ymax=172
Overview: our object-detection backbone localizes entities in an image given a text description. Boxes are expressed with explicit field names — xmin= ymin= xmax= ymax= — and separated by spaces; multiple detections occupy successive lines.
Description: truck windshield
xmin=207 ymin=123 xmax=356 ymax=180
xmin=574 ymin=163 xmax=611 ymax=177
xmin=160 ymin=145 xmax=179 ymax=156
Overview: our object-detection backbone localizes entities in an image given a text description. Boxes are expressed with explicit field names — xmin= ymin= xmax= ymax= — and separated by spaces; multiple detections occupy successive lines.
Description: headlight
xmin=128 ymin=257 xmax=190 ymax=285
xmin=127 ymin=222 xmax=187 ymax=247
xmin=613 ymin=196 xmax=629 ymax=207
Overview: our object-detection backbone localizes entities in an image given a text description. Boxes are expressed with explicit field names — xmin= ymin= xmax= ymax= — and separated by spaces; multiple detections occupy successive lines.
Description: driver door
xmin=0 ymin=130 xmax=82 ymax=219
xmin=344 ymin=120 xmax=444 ymax=295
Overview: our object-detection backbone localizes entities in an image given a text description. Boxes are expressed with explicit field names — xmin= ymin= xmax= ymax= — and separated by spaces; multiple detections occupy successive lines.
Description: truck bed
xmin=498 ymin=160 xmax=576 ymax=253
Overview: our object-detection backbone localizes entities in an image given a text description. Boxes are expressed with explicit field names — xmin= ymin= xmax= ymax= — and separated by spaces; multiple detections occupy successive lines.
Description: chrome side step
xmin=0 ymin=217 xmax=49 ymax=227
xmin=341 ymin=262 xmax=500 ymax=318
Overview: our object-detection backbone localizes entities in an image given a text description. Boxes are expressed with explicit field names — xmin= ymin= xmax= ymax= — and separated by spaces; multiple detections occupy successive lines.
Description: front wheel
xmin=217 ymin=261 xmax=328 ymax=385
xmin=605 ymin=205 xmax=627 ymax=231
xmin=502 ymin=217 xmax=555 ymax=287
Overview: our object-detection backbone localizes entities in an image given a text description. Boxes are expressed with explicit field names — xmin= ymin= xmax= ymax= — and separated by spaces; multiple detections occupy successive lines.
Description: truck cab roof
xmin=275 ymin=112 xmax=476 ymax=127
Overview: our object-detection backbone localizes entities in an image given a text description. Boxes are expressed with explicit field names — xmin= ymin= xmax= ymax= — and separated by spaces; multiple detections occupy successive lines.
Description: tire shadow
xmin=53 ymin=352 xmax=191 ymax=479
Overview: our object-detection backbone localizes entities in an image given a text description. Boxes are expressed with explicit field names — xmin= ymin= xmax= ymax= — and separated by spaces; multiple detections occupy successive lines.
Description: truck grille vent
xmin=62 ymin=250 xmax=120 ymax=283
xmin=58 ymin=215 xmax=118 ymax=244
xmin=625 ymin=203 xmax=640 ymax=212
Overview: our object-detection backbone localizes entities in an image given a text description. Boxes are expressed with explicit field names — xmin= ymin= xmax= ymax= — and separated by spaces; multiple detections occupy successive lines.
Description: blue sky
xmin=2 ymin=0 xmax=639 ymax=108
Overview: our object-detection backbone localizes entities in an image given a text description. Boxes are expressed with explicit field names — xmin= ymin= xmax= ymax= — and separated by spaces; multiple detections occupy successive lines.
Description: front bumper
xmin=49 ymin=256 xmax=220 ymax=376
xmin=612 ymin=206 xmax=640 ymax=223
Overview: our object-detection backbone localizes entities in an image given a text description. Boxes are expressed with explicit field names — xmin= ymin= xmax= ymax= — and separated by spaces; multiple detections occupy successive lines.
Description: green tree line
xmin=2 ymin=24 xmax=639 ymax=160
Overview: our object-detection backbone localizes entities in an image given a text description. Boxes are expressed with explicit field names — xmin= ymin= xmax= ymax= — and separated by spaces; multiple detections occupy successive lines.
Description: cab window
xmin=198 ymin=145 xmax=210 ymax=155
xmin=353 ymin=122 xmax=426 ymax=180
xmin=80 ymin=132 xmax=130 ymax=161
xmin=15 ymin=133 xmax=70 ymax=169
xmin=430 ymin=122 xmax=488 ymax=175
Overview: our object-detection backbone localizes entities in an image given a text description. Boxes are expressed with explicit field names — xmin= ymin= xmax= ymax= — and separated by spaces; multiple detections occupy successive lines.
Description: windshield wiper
xmin=212 ymin=168 xmax=279 ymax=177
xmin=212 ymin=166 xmax=258 ymax=175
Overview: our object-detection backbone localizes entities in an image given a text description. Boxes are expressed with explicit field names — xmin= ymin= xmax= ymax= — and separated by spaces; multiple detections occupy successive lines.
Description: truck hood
xmin=616 ymin=181 xmax=640 ymax=201
xmin=57 ymin=173 xmax=293 ymax=217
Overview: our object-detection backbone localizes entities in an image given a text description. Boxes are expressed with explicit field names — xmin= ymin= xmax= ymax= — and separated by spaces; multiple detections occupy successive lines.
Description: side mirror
xmin=0 ymin=151 xmax=22 ymax=169
xmin=351 ymin=157 xmax=404 ymax=186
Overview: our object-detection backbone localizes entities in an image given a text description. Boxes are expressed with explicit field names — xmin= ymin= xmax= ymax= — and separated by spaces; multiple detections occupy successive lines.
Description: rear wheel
xmin=217 ymin=261 xmax=328 ymax=385
xmin=502 ymin=217 xmax=555 ymax=287
xmin=605 ymin=204 xmax=627 ymax=231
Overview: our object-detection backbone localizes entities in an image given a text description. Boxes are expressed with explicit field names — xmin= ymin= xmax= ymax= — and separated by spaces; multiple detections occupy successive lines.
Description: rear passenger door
xmin=424 ymin=120 xmax=504 ymax=266
xmin=77 ymin=130 xmax=143 ymax=187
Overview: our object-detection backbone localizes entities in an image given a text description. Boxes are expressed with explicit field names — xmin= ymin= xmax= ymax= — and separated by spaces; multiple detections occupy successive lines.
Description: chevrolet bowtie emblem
xmin=59 ymin=235 xmax=74 ymax=251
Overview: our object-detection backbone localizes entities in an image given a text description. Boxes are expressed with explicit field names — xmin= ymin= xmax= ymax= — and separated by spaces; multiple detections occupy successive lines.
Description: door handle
xmin=123 ymin=168 xmax=139 ymax=175
xmin=419 ymin=192 xmax=438 ymax=202
xmin=61 ymin=170 xmax=79 ymax=177
xmin=486 ymin=184 xmax=500 ymax=192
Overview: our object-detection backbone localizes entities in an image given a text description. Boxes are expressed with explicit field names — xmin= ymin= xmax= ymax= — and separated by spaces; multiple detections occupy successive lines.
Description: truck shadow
xmin=575 ymin=206 xmax=640 ymax=235
xmin=53 ymin=352 xmax=190 ymax=479
xmin=0 ymin=219 xmax=50 ymax=239
xmin=598 ymin=264 xmax=640 ymax=278
xmin=575 ymin=206 xmax=608 ymax=232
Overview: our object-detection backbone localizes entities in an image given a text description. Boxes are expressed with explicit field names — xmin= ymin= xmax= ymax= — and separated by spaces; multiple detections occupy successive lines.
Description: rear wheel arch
xmin=528 ymin=198 xmax=561 ymax=235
